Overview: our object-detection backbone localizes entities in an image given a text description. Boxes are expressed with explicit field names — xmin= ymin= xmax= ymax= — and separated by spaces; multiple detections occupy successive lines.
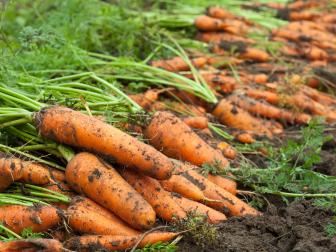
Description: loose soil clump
xmin=178 ymin=200 xmax=336 ymax=252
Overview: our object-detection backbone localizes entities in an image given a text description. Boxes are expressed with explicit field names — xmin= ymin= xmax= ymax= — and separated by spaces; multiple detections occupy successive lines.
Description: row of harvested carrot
xmin=148 ymin=4 xmax=336 ymax=140
xmin=0 ymin=106 xmax=259 ymax=251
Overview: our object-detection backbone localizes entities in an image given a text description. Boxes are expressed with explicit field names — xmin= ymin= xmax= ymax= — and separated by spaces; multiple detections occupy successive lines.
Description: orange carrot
xmin=120 ymin=169 xmax=187 ymax=222
xmin=216 ymin=141 xmax=237 ymax=160
xmin=235 ymin=132 xmax=255 ymax=144
xmin=201 ymin=72 xmax=237 ymax=93
xmin=288 ymin=11 xmax=320 ymax=21
xmin=172 ymin=194 xmax=227 ymax=224
xmin=206 ymin=173 xmax=237 ymax=195
xmin=67 ymin=196 xmax=140 ymax=236
xmin=0 ymin=204 xmax=61 ymax=234
xmin=175 ymin=162 xmax=260 ymax=216
xmin=196 ymin=32 xmax=254 ymax=43
xmin=206 ymin=6 xmax=236 ymax=19
xmin=0 ymin=154 xmax=22 ymax=192
xmin=129 ymin=89 xmax=161 ymax=110
xmin=64 ymin=232 xmax=179 ymax=251
xmin=160 ymin=174 xmax=205 ymax=201
xmin=212 ymin=99 xmax=273 ymax=137
xmin=239 ymin=48 xmax=270 ymax=62
xmin=35 ymin=106 xmax=175 ymax=180
xmin=195 ymin=16 xmax=247 ymax=34
xmin=65 ymin=152 xmax=156 ymax=230
xmin=183 ymin=116 xmax=209 ymax=129
xmin=0 ymin=239 xmax=64 ymax=252
xmin=151 ymin=56 xmax=207 ymax=72
xmin=144 ymin=111 xmax=229 ymax=168
xmin=227 ymin=94 xmax=311 ymax=124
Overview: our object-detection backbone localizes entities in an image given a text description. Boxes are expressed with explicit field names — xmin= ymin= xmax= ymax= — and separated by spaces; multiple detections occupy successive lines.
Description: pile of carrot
xmin=2 ymin=1 xmax=336 ymax=251
xmin=0 ymin=106 xmax=258 ymax=251
xmin=148 ymin=0 xmax=336 ymax=140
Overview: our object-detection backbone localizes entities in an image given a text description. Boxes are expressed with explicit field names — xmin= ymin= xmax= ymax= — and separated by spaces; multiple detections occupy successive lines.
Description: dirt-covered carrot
xmin=120 ymin=169 xmax=187 ymax=222
xmin=150 ymin=56 xmax=207 ymax=72
xmin=0 ymin=204 xmax=61 ymax=234
xmin=182 ymin=116 xmax=209 ymax=129
xmin=212 ymin=99 xmax=273 ymax=137
xmin=175 ymin=161 xmax=260 ymax=216
xmin=206 ymin=174 xmax=237 ymax=195
xmin=144 ymin=111 xmax=229 ymax=168
xmin=0 ymin=154 xmax=65 ymax=192
xmin=0 ymin=239 xmax=64 ymax=252
xmin=64 ymin=232 xmax=179 ymax=251
xmin=34 ymin=106 xmax=175 ymax=180
xmin=201 ymin=72 xmax=237 ymax=93
xmin=160 ymin=174 xmax=205 ymax=201
xmin=65 ymin=152 xmax=156 ymax=229
xmin=227 ymin=94 xmax=311 ymax=124
xmin=172 ymin=194 xmax=227 ymax=224
xmin=67 ymin=196 xmax=140 ymax=235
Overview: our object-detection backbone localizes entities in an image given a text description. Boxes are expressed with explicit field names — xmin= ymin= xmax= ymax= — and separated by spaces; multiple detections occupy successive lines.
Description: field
xmin=0 ymin=0 xmax=335 ymax=251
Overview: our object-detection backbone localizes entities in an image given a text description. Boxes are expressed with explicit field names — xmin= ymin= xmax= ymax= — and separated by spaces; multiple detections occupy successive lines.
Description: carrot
xmin=64 ymin=232 xmax=179 ymax=251
xmin=65 ymin=152 xmax=156 ymax=229
xmin=160 ymin=174 xmax=205 ymax=202
xmin=302 ymin=86 xmax=336 ymax=106
xmin=206 ymin=55 xmax=244 ymax=68
xmin=206 ymin=174 xmax=237 ymax=195
xmin=201 ymin=72 xmax=237 ymax=93
xmin=150 ymin=56 xmax=207 ymax=72
xmin=245 ymin=89 xmax=280 ymax=104
xmin=212 ymin=99 xmax=273 ymax=137
xmin=239 ymin=48 xmax=270 ymax=62
xmin=144 ymin=111 xmax=229 ymax=168
xmin=206 ymin=6 xmax=236 ymax=20
xmin=172 ymin=194 xmax=227 ymax=224
xmin=216 ymin=141 xmax=237 ymax=160
xmin=0 ymin=204 xmax=61 ymax=234
xmin=128 ymin=89 xmax=161 ymax=110
xmin=195 ymin=16 xmax=247 ymax=34
xmin=175 ymin=162 xmax=260 ymax=216
xmin=120 ymin=169 xmax=187 ymax=222
xmin=0 ymin=154 xmax=22 ymax=192
xmin=227 ymin=94 xmax=311 ymax=124
xmin=288 ymin=11 xmax=320 ymax=21
xmin=0 ymin=239 xmax=64 ymax=252
xmin=0 ymin=154 xmax=65 ymax=192
xmin=235 ymin=132 xmax=255 ymax=144
xmin=150 ymin=100 xmax=207 ymax=117
xmin=34 ymin=106 xmax=175 ymax=180
xmin=301 ymin=45 xmax=328 ymax=61
xmin=183 ymin=116 xmax=209 ymax=129
xmin=196 ymin=32 xmax=254 ymax=43
xmin=171 ymin=160 xmax=237 ymax=197
xmin=67 ymin=196 xmax=140 ymax=236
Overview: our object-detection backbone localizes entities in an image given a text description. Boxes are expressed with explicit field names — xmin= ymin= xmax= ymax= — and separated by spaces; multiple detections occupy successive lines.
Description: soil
xmin=178 ymin=200 xmax=336 ymax=252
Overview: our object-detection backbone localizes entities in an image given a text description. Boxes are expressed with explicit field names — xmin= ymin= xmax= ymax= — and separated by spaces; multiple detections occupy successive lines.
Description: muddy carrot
xmin=67 ymin=196 xmax=140 ymax=236
xmin=212 ymin=99 xmax=273 ymax=137
xmin=0 ymin=154 xmax=22 ymax=192
xmin=120 ymin=169 xmax=187 ymax=222
xmin=160 ymin=175 xmax=205 ymax=201
xmin=172 ymin=194 xmax=227 ymax=224
xmin=0 ymin=204 xmax=61 ymax=234
xmin=196 ymin=32 xmax=254 ymax=43
xmin=175 ymin=161 xmax=260 ymax=216
xmin=65 ymin=152 xmax=156 ymax=229
xmin=206 ymin=174 xmax=237 ymax=195
xmin=64 ymin=232 xmax=179 ymax=251
xmin=227 ymin=94 xmax=311 ymax=124
xmin=34 ymin=106 xmax=175 ymax=180
xmin=145 ymin=111 xmax=229 ymax=168
xmin=183 ymin=116 xmax=209 ymax=129
xmin=0 ymin=239 xmax=64 ymax=252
